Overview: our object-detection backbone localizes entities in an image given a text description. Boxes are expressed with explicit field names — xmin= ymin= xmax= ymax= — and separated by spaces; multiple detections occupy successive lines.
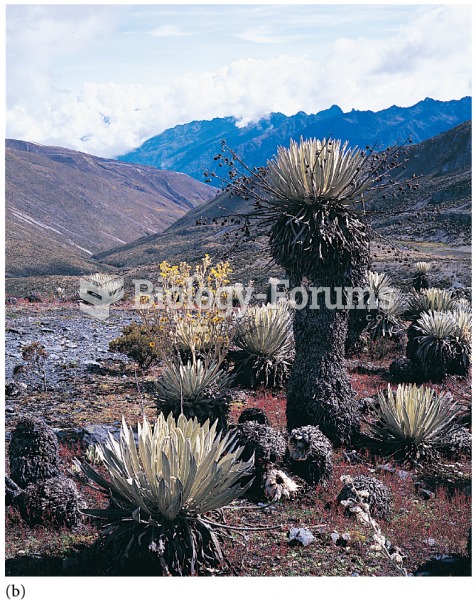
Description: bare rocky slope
xmin=5 ymin=140 xmax=215 ymax=277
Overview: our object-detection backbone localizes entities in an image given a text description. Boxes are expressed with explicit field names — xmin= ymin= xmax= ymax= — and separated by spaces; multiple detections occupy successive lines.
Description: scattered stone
xmin=378 ymin=464 xmax=413 ymax=481
xmin=358 ymin=394 xmax=379 ymax=414
xmin=82 ymin=423 xmax=122 ymax=446
xmin=288 ymin=527 xmax=315 ymax=547
xmin=330 ymin=531 xmax=350 ymax=547
xmin=415 ymin=484 xmax=435 ymax=500
xmin=82 ymin=360 xmax=102 ymax=373
xmin=342 ymin=449 xmax=366 ymax=464
xmin=5 ymin=381 xmax=27 ymax=397
xmin=424 ymin=538 xmax=436 ymax=547
xmin=6 ymin=327 xmax=22 ymax=335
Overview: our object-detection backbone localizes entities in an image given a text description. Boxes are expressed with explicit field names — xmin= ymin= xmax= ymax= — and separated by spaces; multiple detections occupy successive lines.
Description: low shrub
xmin=109 ymin=322 xmax=162 ymax=370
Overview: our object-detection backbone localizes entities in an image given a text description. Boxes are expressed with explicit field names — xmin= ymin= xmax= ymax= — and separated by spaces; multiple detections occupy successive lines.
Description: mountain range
xmin=96 ymin=121 xmax=471 ymax=284
xmin=5 ymin=98 xmax=471 ymax=284
xmin=5 ymin=140 xmax=215 ymax=277
xmin=118 ymin=97 xmax=471 ymax=187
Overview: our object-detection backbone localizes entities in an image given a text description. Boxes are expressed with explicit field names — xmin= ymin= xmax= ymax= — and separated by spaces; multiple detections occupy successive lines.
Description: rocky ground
xmin=4 ymin=303 xmax=472 ymax=578
xmin=5 ymin=303 xmax=158 ymax=439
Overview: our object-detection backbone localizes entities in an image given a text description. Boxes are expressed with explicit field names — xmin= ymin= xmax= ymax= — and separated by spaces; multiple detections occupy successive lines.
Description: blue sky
xmin=5 ymin=2 xmax=472 ymax=158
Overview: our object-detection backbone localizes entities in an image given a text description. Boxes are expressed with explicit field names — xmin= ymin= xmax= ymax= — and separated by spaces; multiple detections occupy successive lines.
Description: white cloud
xmin=6 ymin=5 xmax=117 ymax=105
xmin=6 ymin=4 xmax=471 ymax=159
xmin=236 ymin=26 xmax=291 ymax=44
xmin=149 ymin=25 xmax=189 ymax=37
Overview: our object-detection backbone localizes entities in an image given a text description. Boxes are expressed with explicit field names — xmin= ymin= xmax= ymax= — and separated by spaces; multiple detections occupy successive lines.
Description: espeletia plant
xmin=412 ymin=261 xmax=431 ymax=291
xmin=154 ymin=358 xmax=233 ymax=431
xmin=363 ymin=271 xmax=407 ymax=340
xmin=407 ymin=309 xmax=472 ymax=381
xmin=215 ymin=136 xmax=411 ymax=445
xmin=75 ymin=414 xmax=254 ymax=575
xmin=368 ymin=383 xmax=462 ymax=461
xmin=406 ymin=287 xmax=457 ymax=322
xmin=230 ymin=302 xmax=294 ymax=389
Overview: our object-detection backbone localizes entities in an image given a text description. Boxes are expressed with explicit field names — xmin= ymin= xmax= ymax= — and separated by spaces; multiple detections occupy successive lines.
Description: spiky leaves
xmin=266 ymin=138 xmax=375 ymax=210
xmin=265 ymin=138 xmax=373 ymax=282
xmin=412 ymin=261 xmax=431 ymax=291
xmin=409 ymin=310 xmax=472 ymax=380
xmin=368 ymin=384 xmax=462 ymax=460
xmin=406 ymin=288 xmax=457 ymax=322
xmin=364 ymin=271 xmax=407 ymax=340
xmin=231 ymin=302 xmax=294 ymax=388
xmin=75 ymin=414 xmax=254 ymax=575
xmin=154 ymin=359 xmax=232 ymax=429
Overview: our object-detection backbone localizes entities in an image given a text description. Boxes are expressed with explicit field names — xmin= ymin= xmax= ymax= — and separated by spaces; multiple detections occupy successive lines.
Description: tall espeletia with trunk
xmin=264 ymin=138 xmax=382 ymax=445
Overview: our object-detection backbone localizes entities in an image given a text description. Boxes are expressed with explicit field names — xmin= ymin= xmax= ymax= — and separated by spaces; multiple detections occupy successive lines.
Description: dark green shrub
xmin=109 ymin=322 xmax=161 ymax=370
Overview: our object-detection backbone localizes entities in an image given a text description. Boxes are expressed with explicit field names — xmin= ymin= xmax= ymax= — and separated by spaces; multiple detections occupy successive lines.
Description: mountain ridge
xmin=96 ymin=121 xmax=471 ymax=282
xmin=5 ymin=141 xmax=215 ymax=277
xmin=118 ymin=97 xmax=471 ymax=186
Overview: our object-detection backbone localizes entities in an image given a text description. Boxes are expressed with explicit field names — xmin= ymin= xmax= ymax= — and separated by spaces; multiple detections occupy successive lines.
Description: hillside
xmin=118 ymin=97 xmax=471 ymax=187
xmin=96 ymin=122 xmax=471 ymax=286
xmin=5 ymin=141 xmax=215 ymax=277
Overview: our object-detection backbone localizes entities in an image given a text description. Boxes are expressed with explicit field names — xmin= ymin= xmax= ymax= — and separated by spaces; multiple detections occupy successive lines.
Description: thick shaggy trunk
xmin=286 ymin=299 xmax=360 ymax=446
xmin=268 ymin=206 xmax=369 ymax=446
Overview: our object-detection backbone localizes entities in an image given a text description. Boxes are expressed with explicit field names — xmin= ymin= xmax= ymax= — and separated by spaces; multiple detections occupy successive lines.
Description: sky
xmin=5 ymin=1 xmax=472 ymax=159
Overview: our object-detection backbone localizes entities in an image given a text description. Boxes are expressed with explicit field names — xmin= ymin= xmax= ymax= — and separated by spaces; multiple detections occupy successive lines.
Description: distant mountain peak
xmin=118 ymin=97 xmax=471 ymax=187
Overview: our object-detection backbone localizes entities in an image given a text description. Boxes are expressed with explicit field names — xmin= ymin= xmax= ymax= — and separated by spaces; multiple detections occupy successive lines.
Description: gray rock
xmin=82 ymin=423 xmax=122 ymax=446
xmin=5 ymin=381 xmax=27 ymax=397
xmin=288 ymin=527 xmax=315 ymax=547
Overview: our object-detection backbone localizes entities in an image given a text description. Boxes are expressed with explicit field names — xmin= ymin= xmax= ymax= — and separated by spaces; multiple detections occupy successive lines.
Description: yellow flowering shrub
xmin=139 ymin=256 xmax=235 ymax=369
